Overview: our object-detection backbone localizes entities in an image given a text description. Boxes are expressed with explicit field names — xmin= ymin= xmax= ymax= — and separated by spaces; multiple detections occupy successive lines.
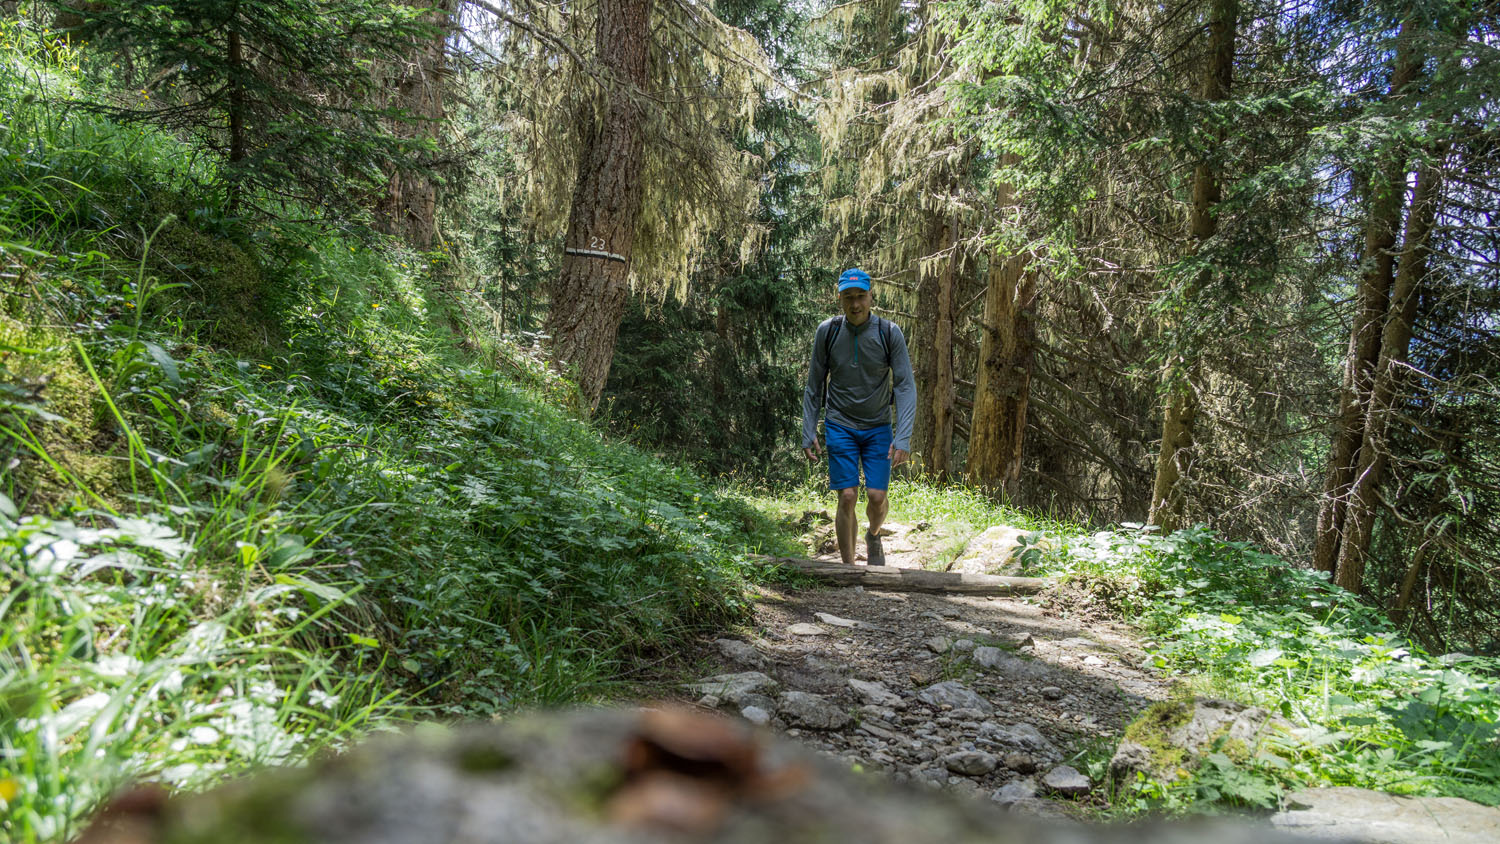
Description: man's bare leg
xmin=866 ymin=488 xmax=888 ymax=537
xmin=836 ymin=486 xmax=860 ymax=565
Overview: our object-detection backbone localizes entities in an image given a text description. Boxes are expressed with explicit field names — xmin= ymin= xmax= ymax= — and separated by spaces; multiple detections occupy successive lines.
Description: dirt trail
xmin=672 ymin=519 xmax=1175 ymax=815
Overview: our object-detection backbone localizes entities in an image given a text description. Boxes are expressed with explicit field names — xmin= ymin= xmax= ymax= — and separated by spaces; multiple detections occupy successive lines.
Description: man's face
xmin=838 ymin=287 xmax=871 ymax=324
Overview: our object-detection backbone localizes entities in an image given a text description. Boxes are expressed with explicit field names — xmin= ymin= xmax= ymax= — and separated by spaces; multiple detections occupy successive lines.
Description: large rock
xmin=684 ymin=672 xmax=779 ymax=704
xmin=73 ymin=707 xmax=1350 ymax=844
xmin=777 ymin=691 xmax=852 ymax=731
xmin=950 ymin=525 xmax=1030 ymax=575
xmin=1111 ymin=697 xmax=1285 ymax=780
xmin=917 ymin=681 xmax=994 ymax=715
xmin=1270 ymin=786 xmax=1500 ymax=843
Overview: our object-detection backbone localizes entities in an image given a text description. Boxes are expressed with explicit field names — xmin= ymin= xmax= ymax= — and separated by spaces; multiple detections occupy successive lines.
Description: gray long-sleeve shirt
xmin=801 ymin=314 xmax=917 ymax=452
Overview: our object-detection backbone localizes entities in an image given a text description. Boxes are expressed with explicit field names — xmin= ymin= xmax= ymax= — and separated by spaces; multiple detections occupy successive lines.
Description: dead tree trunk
xmin=1312 ymin=21 xmax=1421 ymax=573
xmin=544 ymin=0 xmax=652 ymax=411
xmin=1333 ymin=154 xmax=1444 ymax=594
xmin=1148 ymin=0 xmax=1235 ymax=533
xmin=966 ymin=247 xmax=1036 ymax=499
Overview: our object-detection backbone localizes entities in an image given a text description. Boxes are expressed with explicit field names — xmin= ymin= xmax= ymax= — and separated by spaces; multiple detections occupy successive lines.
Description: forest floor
xmin=640 ymin=514 xmax=1169 ymax=821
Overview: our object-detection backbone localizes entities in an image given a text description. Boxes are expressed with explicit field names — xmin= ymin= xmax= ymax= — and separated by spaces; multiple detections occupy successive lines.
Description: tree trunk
xmin=966 ymin=247 xmax=1036 ymax=499
xmin=909 ymin=214 xmax=949 ymax=470
xmin=1333 ymin=154 xmax=1444 ymax=594
xmin=929 ymin=216 xmax=958 ymax=479
xmin=376 ymin=0 xmax=455 ymax=250
xmin=544 ymin=0 xmax=652 ymax=411
xmin=1148 ymin=0 xmax=1235 ymax=533
xmin=226 ymin=14 xmax=247 ymax=211
xmin=1312 ymin=21 xmax=1421 ymax=573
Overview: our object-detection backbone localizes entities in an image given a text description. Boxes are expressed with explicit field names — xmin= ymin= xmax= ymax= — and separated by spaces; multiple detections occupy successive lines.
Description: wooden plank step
xmin=753 ymin=556 xmax=1050 ymax=596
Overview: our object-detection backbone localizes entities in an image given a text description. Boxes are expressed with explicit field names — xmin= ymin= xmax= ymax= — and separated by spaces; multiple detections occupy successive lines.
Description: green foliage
xmin=1039 ymin=525 xmax=1500 ymax=811
xmin=58 ymin=0 xmax=439 ymax=216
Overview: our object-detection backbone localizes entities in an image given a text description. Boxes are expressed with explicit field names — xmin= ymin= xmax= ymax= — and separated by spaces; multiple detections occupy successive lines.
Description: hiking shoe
xmin=866 ymin=532 xmax=886 ymax=567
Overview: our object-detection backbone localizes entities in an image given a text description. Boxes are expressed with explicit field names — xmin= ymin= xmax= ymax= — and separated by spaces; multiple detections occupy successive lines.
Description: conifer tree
xmin=58 ymin=0 xmax=438 ymax=216
xmin=467 ymin=0 xmax=770 ymax=410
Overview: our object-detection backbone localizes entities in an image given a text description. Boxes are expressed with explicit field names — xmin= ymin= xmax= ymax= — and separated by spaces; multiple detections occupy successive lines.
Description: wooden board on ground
xmin=754 ymin=555 xmax=1050 ymax=596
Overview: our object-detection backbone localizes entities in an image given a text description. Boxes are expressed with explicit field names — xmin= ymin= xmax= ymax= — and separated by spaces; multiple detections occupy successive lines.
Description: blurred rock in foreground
xmin=76 ymin=707 xmax=1341 ymax=844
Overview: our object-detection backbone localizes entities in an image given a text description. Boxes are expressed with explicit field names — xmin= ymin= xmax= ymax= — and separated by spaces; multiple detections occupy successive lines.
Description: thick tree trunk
xmin=929 ymin=216 xmax=958 ymax=479
xmin=966 ymin=248 xmax=1036 ymax=499
xmin=544 ymin=0 xmax=652 ymax=411
xmin=1333 ymin=156 xmax=1443 ymax=594
xmin=1148 ymin=0 xmax=1235 ymax=533
xmin=1312 ymin=22 xmax=1421 ymax=573
xmin=377 ymin=0 xmax=455 ymax=250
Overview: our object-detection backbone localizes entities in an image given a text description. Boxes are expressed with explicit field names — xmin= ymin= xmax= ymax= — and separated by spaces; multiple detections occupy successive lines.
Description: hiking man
xmin=801 ymin=268 xmax=917 ymax=566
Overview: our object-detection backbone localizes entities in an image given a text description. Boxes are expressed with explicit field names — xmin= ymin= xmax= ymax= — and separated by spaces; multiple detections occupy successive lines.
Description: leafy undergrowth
xmin=0 ymin=24 xmax=782 ymax=843
xmin=1035 ymin=526 xmax=1500 ymax=814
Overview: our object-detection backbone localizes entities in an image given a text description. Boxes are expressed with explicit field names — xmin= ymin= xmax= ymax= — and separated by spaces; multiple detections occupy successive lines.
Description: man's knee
xmin=837 ymin=487 xmax=859 ymax=508
xmin=866 ymin=488 xmax=887 ymax=508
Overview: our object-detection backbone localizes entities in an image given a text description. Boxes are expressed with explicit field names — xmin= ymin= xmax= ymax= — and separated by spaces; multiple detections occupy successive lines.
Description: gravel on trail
xmin=667 ymin=521 xmax=1174 ymax=819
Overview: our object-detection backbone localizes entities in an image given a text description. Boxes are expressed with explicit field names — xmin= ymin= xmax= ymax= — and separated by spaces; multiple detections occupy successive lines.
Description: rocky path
xmin=676 ymin=519 xmax=1171 ymax=818
xmin=664 ymin=518 xmax=1500 ymax=842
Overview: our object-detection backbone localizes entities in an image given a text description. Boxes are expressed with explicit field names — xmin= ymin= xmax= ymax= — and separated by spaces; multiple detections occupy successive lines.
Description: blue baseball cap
xmin=838 ymin=268 xmax=871 ymax=292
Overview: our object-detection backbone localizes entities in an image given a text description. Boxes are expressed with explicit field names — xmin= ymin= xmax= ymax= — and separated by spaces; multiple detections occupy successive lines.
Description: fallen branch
xmin=751 ymin=556 xmax=1049 ymax=596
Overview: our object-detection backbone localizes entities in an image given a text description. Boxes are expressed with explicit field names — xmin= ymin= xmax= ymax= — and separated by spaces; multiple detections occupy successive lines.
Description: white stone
xmin=1042 ymin=765 xmax=1091 ymax=796
xmin=683 ymin=672 xmax=779 ymax=702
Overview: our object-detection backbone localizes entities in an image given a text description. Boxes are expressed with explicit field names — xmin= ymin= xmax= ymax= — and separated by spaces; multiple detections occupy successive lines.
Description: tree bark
xmin=967 ymin=244 xmax=1036 ymax=499
xmin=1148 ymin=0 xmax=1235 ymax=533
xmin=376 ymin=0 xmax=455 ymax=250
xmin=226 ymin=13 xmax=247 ymax=211
xmin=929 ymin=215 xmax=958 ymax=479
xmin=1312 ymin=21 xmax=1421 ymax=573
xmin=909 ymin=214 xmax=950 ymax=470
xmin=1333 ymin=154 xmax=1444 ymax=594
xmin=544 ymin=0 xmax=652 ymax=411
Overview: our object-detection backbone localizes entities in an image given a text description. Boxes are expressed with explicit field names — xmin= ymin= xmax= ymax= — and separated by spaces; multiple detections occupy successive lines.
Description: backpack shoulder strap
xmin=822 ymin=316 xmax=844 ymax=363
xmin=820 ymin=316 xmax=843 ymax=409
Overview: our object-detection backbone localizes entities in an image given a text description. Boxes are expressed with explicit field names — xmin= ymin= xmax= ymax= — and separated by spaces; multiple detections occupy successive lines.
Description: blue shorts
xmin=825 ymin=421 xmax=892 ymax=491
